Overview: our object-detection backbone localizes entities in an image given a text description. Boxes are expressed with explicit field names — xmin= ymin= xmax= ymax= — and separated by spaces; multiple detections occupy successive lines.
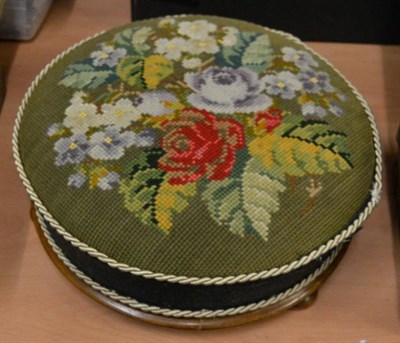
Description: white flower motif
xmin=158 ymin=17 xmax=176 ymax=28
xmin=63 ymin=102 xmax=99 ymax=134
xmin=223 ymin=26 xmax=239 ymax=35
xmin=220 ymin=26 xmax=238 ymax=47
xmin=154 ymin=37 xmax=187 ymax=61
xmin=70 ymin=91 xmax=87 ymax=105
xmin=182 ymin=57 xmax=202 ymax=69
xmin=178 ymin=20 xmax=216 ymax=39
xmin=90 ymin=44 xmax=127 ymax=68
xmin=100 ymin=98 xmax=141 ymax=128
xmin=187 ymin=37 xmax=219 ymax=55
xmin=220 ymin=34 xmax=237 ymax=47
xmin=134 ymin=91 xmax=179 ymax=117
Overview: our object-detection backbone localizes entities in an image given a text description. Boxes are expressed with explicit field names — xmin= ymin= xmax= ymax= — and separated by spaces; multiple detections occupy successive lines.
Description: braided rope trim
xmin=13 ymin=15 xmax=382 ymax=286
xmin=35 ymin=209 xmax=341 ymax=319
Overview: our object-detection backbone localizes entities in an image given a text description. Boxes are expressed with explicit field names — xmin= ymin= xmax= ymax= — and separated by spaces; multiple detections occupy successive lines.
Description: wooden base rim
xmin=32 ymin=208 xmax=349 ymax=330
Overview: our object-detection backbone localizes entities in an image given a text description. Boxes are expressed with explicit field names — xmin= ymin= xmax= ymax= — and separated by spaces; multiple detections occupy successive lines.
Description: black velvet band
xmin=42 ymin=217 xmax=338 ymax=311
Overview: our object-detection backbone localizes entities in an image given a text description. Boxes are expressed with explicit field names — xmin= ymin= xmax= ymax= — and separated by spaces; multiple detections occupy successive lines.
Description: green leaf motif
xmin=113 ymin=27 xmax=153 ymax=55
xmin=59 ymin=63 xmax=113 ymax=89
xmin=117 ymin=55 xmax=145 ymax=87
xmin=113 ymin=29 xmax=133 ymax=46
xmin=123 ymin=148 xmax=164 ymax=177
xmin=117 ymin=54 xmax=173 ymax=89
xmin=143 ymin=55 xmax=174 ymax=89
xmin=154 ymin=181 xmax=197 ymax=232
xmin=203 ymin=177 xmax=250 ymax=237
xmin=242 ymin=34 xmax=274 ymax=73
xmin=249 ymin=128 xmax=352 ymax=178
xmin=242 ymin=158 xmax=286 ymax=240
xmin=216 ymin=32 xmax=273 ymax=72
xmin=119 ymin=149 xmax=196 ymax=232
xmin=282 ymin=119 xmax=352 ymax=164
xmin=202 ymin=158 xmax=286 ymax=241
xmin=119 ymin=168 xmax=164 ymax=228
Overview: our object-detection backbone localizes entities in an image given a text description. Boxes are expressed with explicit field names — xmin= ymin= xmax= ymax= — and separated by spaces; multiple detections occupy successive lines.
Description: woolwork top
xmin=16 ymin=15 xmax=380 ymax=279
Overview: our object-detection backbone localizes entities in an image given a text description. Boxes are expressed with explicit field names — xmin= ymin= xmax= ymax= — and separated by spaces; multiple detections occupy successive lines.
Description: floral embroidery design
xmin=48 ymin=18 xmax=352 ymax=240
xmin=158 ymin=108 xmax=245 ymax=185
xmin=185 ymin=66 xmax=272 ymax=113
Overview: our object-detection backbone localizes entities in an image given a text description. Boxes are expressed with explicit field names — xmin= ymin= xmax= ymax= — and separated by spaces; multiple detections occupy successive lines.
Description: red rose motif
xmin=159 ymin=109 xmax=245 ymax=185
xmin=255 ymin=108 xmax=283 ymax=133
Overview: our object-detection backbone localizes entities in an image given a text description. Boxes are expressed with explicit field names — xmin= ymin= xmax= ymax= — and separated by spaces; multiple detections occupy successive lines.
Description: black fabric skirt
xmin=37 ymin=210 xmax=342 ymax=312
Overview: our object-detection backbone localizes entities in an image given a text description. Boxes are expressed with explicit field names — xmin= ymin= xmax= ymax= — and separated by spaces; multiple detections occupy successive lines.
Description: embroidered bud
xmin=255 ymin=108 xmax=283 ymax=133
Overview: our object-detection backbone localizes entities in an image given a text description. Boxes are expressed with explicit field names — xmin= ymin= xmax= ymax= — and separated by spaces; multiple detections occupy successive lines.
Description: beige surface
xmin=0 ymin=1 xmax=399 ymax=342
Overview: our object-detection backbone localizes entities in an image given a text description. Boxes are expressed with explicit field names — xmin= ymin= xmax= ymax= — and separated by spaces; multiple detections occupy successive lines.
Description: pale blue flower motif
xmin=133 ymin=90 xmax=178 ymax=117
xmin=98 ymin=171 xmax=120 ymax=190
xmin=90 ymin=44 xmax=127 ymax=67
xmin=135 ymin=128 xmax=156 ymax=147
xmin=263 ymin=71 xmax=302 ymax=99
xmin=329 ymin=102 xmax=344 ymax=116
xmin=88 ymin=126 xmax=153 ymax=160
xmin=185 ymin=66 xmax=272 ymax=114
xmin=301 ymin=101 xmax=327 ymax=118
xmin=281 ymin=47 xmax=318 ymax=69
xmin=68 ymin=173 xmax=86 ymax=189
xmin=297 ymin=70 xmax=334 ymax=93
xmin=88 ymin=126 xmax=136 ymax=160
xmin=46 ymin=123 xmax=62 ymax=137
xmin=54 ymin=134 xmax=89 ymax=166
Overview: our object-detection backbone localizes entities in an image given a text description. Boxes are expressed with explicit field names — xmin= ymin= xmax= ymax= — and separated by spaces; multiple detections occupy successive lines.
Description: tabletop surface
xmin=0 ymin=1 xmax=399 ymax=342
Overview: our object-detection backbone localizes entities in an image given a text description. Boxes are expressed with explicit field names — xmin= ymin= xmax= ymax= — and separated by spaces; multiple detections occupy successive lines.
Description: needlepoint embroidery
xmin=46 ymin=18 xmax=352 ymax=241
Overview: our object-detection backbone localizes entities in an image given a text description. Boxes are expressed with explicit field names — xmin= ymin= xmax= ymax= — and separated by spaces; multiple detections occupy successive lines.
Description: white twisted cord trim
xmin=35 ymin=209 xmax=341 ymax=319
xmin=13 ymin=15 xmax=382 ymax=286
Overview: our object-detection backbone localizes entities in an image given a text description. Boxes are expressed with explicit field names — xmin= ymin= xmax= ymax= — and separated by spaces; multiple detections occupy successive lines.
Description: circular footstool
xmin=13 ymin=15 xmax=382 ymax=329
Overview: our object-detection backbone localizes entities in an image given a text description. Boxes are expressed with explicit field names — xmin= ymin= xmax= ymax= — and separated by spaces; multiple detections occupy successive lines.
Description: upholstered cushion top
xmin=15 ymin=15 xmax=381 ymax=280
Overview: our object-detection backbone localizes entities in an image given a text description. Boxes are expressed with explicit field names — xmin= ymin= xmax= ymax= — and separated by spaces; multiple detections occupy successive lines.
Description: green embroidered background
xmin=18 ymin=16 xmax=375 ymax=277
